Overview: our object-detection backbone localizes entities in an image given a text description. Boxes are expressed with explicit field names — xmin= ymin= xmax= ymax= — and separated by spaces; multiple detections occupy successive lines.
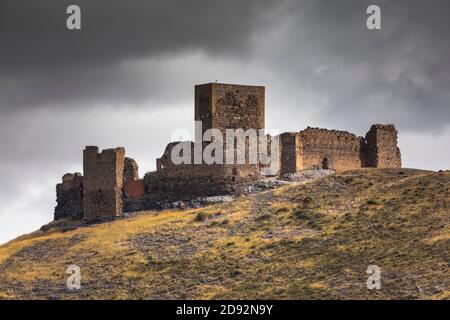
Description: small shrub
xmin=366 ymin=199 xmax=379 ymax=205
xmin=303 ymin=196 xmax=313 ymax=205
xmin=292 ymin=208 xmax=325 ymax=230
xmin=344 ymin=177 xmax=354 ymax=184
xmin=230 ymin=270 xmax=241 ymax=278
xmin=307 ymin=221 xmax=323 ymax=230
xmin=194 ymin=212 xmax=207 ymax=222
xmin=292 ymin=209 xmax=310 ymax=220
xmin=255 ymin=213 xmax=271 ymax=221
xmin=343 ymin=213 xmax=352 ymax=221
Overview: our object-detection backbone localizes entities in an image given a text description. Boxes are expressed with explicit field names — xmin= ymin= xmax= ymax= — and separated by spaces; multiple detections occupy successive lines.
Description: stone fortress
xmin=54 ymin=83 xmax=401 ymax=222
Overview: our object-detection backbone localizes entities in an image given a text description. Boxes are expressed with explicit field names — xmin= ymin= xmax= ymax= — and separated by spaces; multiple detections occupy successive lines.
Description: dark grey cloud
xmin=261 ymin=0 xmax=450 ymax=133
xmin=1 ymin=0 xmax=281 ymax=71
xmin=0 ymin=0 xmax=282 ymax=110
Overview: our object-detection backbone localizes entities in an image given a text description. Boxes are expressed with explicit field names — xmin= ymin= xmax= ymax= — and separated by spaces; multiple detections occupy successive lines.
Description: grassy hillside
xmin=0 ymin=168 xmax=448 ymax=300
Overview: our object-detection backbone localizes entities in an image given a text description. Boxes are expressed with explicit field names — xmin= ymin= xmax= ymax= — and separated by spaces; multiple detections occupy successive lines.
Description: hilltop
xmin=0 ymin=168 xmax=448 ymax=299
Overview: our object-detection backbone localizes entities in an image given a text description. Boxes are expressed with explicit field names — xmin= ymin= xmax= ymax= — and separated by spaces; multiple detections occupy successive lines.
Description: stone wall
xmin=298 ymin=127 xmax=365 ymax=171
xmin=54 ymin=173 xmax=84 ymax=220
xmin=143 ymin=169 xmax=251 ymax=205
xmin=124 ymin=157 xmax=139 ymax=182
xmin=365 ymin=124 xmax=402 ymax=168
xmin=149 ymin=141 xmax=256 ymax=207
xmin=123 ymin=179 xmax=146 ymax=212
xmin=276 ymin=125 xmax=402 ymax=174
xmin=83 ymin=146 xmax=125 ymax=222
xmin=279 ymin=133 xmax=302 ymax=175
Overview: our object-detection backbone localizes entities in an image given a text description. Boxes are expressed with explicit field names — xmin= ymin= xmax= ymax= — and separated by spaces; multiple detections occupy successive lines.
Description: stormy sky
xmin=1 ymin=0 xmax=449 ymax=244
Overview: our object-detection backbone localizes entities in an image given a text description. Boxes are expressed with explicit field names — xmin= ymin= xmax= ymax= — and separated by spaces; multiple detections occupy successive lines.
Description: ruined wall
xmin=143 ymin=170 xmax=250 ymax=205
xmin=83 ymin=146 xmax=125 ymax=222
xmin=195 ymin=84 xmax=213 ymax=136
xmin=122 ymin=156 xmax=145 ymax=212
xmin=279 ymin=133 xmax=302 ymax=175
xmin=124 ymin=157 xmax=139 ymax=182
xmin=365 ymin=124 xmax=402 ymax=168
xmin=137 ymin=140 xmax=232 ymax=209
xmin=123 ymin=180 xmax=145 ymax=212
xmin=54 ymin=173 xmax=84 ymax=220
xmin=298 ymin=127 xmax=365 ymax=171
xmin=149 ymin=140 xmax=254 ymax=206
xmin=258 ymin=133 xmax=279 ymax=176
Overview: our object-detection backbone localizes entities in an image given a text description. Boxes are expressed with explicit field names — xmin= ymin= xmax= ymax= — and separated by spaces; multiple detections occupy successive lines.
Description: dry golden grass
xmin=0 ymin=168 xmax=448 ymax=299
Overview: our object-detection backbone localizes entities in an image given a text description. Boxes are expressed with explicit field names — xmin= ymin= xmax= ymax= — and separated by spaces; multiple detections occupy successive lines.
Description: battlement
xmin=302 ymin=127 xmax=362 ymax=140
xmin=370 ymin=124 xmax=397 ymax=131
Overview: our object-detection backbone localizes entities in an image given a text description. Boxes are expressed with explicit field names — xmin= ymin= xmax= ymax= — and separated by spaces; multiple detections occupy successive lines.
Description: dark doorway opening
xmin=322 ymin=157 xmax=330 ymax=170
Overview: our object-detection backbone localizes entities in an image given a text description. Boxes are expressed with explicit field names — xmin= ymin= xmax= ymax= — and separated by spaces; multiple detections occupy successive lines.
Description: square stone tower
xmin=195 ymin=83 xmax=265 ymax=137
xmin=365 ymin=124 xmax=402 ymax=168
xmin=83 ymin=146 xmax=125 ymax=222
xmin=194 ymin=83 xmax=265 ymax=178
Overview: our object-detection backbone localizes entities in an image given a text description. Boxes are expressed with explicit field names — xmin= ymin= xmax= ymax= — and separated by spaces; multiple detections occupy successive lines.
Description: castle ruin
xmin=54 ymin=83 xmax=401 ymax=222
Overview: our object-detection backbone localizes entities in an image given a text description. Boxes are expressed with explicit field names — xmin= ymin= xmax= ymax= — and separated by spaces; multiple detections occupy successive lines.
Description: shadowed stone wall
xmin=365 ymin=124 xmax=402 ymax=168
xmin=279 ymin=132 xmax=302 ymax=175
xmin=299 ymin=127 xmax=365 ymax=171
xmin=277 ymin=125 xmax=402 ymax=174
xmin=83 ymin=146 xmax=125 ymax=222
xmin=124 ymin=157 xmax=139 ymax=182
xmin=54 ymin=173 xmax=84 ymax=220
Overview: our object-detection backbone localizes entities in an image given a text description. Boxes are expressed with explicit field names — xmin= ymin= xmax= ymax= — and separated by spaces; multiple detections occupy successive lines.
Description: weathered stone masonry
xmin=54 ymin=173 xmax=83 ymax=220
xmin=365 ymin=124 xmax=402 ymax=168
xmin=54 ymin=82 xmax=402 ymax=221
xmin=83 ymin=146 xmax=125 ymax=222
xmin=276 ymin=125 xmax=401 ymax=173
